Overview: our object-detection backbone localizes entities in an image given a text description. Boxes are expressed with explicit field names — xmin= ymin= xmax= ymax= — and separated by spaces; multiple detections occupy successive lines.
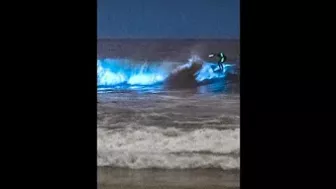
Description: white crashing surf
xmin=97 ymin=126 xmax=240 ymax=170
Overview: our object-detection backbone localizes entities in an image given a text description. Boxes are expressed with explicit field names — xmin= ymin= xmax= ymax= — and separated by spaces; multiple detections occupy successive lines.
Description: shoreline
xmin=98 ymin=167 xmax=240 ymax=189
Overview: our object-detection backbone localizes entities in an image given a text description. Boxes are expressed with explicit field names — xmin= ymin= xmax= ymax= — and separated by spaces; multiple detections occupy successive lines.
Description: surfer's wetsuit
xmin=209 ymin=52 xmax=227 ymax=70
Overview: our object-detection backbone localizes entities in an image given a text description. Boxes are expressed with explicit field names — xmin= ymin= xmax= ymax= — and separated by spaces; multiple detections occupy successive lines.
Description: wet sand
xmin=98 ymin=167 xmax=239 ymax=189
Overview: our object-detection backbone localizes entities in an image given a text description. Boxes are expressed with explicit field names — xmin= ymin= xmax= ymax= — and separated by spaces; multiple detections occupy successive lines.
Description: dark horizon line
xmin=97 ymin=37 xmax=240 ymax=40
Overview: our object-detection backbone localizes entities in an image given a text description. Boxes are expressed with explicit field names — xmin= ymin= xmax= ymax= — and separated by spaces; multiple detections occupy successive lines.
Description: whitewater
xmin=97 ymin=55 xmax=240 ymax=171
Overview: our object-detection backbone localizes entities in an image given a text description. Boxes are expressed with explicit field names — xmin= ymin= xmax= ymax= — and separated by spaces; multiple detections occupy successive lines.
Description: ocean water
xmin=97 ymin=57 xmax=240 ymax=188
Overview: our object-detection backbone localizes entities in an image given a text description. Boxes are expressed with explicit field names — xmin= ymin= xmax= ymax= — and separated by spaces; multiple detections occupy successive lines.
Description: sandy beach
xmin=98 ymin=167 xmax=239 ymax=189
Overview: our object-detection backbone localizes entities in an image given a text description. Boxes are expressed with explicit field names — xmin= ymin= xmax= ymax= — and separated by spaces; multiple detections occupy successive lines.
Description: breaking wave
xmin=97 ymin=57 xmax=238 ymax=91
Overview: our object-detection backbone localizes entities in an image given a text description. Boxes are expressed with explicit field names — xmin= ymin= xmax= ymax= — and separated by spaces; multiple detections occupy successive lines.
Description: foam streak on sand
xmin=97 ymin=126 xmax=240 ymax=170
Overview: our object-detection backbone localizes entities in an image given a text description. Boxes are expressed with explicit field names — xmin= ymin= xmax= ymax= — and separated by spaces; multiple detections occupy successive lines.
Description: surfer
xmin=208 ymin=52 xmax=227 ymax=71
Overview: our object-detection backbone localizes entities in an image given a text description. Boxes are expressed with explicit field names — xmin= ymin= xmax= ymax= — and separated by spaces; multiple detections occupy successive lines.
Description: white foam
xmin=98 ymin=127 xmax=240 ymax=169
xmin=127 ymin=74 xmax=165 ymax=85
xmin=98 ymin=151 xmax=239 ymax=170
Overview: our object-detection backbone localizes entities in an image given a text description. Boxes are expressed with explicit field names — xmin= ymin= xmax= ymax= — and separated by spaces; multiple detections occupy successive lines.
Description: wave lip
xmin=98 ymin=127 xmax=240 ymax=170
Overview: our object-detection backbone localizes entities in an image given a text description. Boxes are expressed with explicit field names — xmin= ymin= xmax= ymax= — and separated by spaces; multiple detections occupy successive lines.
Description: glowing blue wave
xmin=97 ymin=58 xmax=237 ymax=90
xmin=195 ymin=62 xmax=236 ymax=82
xmin=97 ymin=59 xmax=170 ymax=86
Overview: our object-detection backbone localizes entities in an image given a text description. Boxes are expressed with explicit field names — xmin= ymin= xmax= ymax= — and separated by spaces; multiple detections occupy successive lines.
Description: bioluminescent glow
xmin=97 ymin=58 xmax=237 ymax=91
xmin=194 ymin=62 xmax=236 ymax=82
xmin=128 ymin=74 xmax=165 ymax=85
xmin=97 ymin=59 xmax=169 ymax=87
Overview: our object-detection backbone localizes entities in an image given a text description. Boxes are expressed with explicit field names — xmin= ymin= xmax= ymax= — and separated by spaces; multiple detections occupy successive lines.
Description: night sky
xmin=98 ymin=0 xmax=239 ymax=38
